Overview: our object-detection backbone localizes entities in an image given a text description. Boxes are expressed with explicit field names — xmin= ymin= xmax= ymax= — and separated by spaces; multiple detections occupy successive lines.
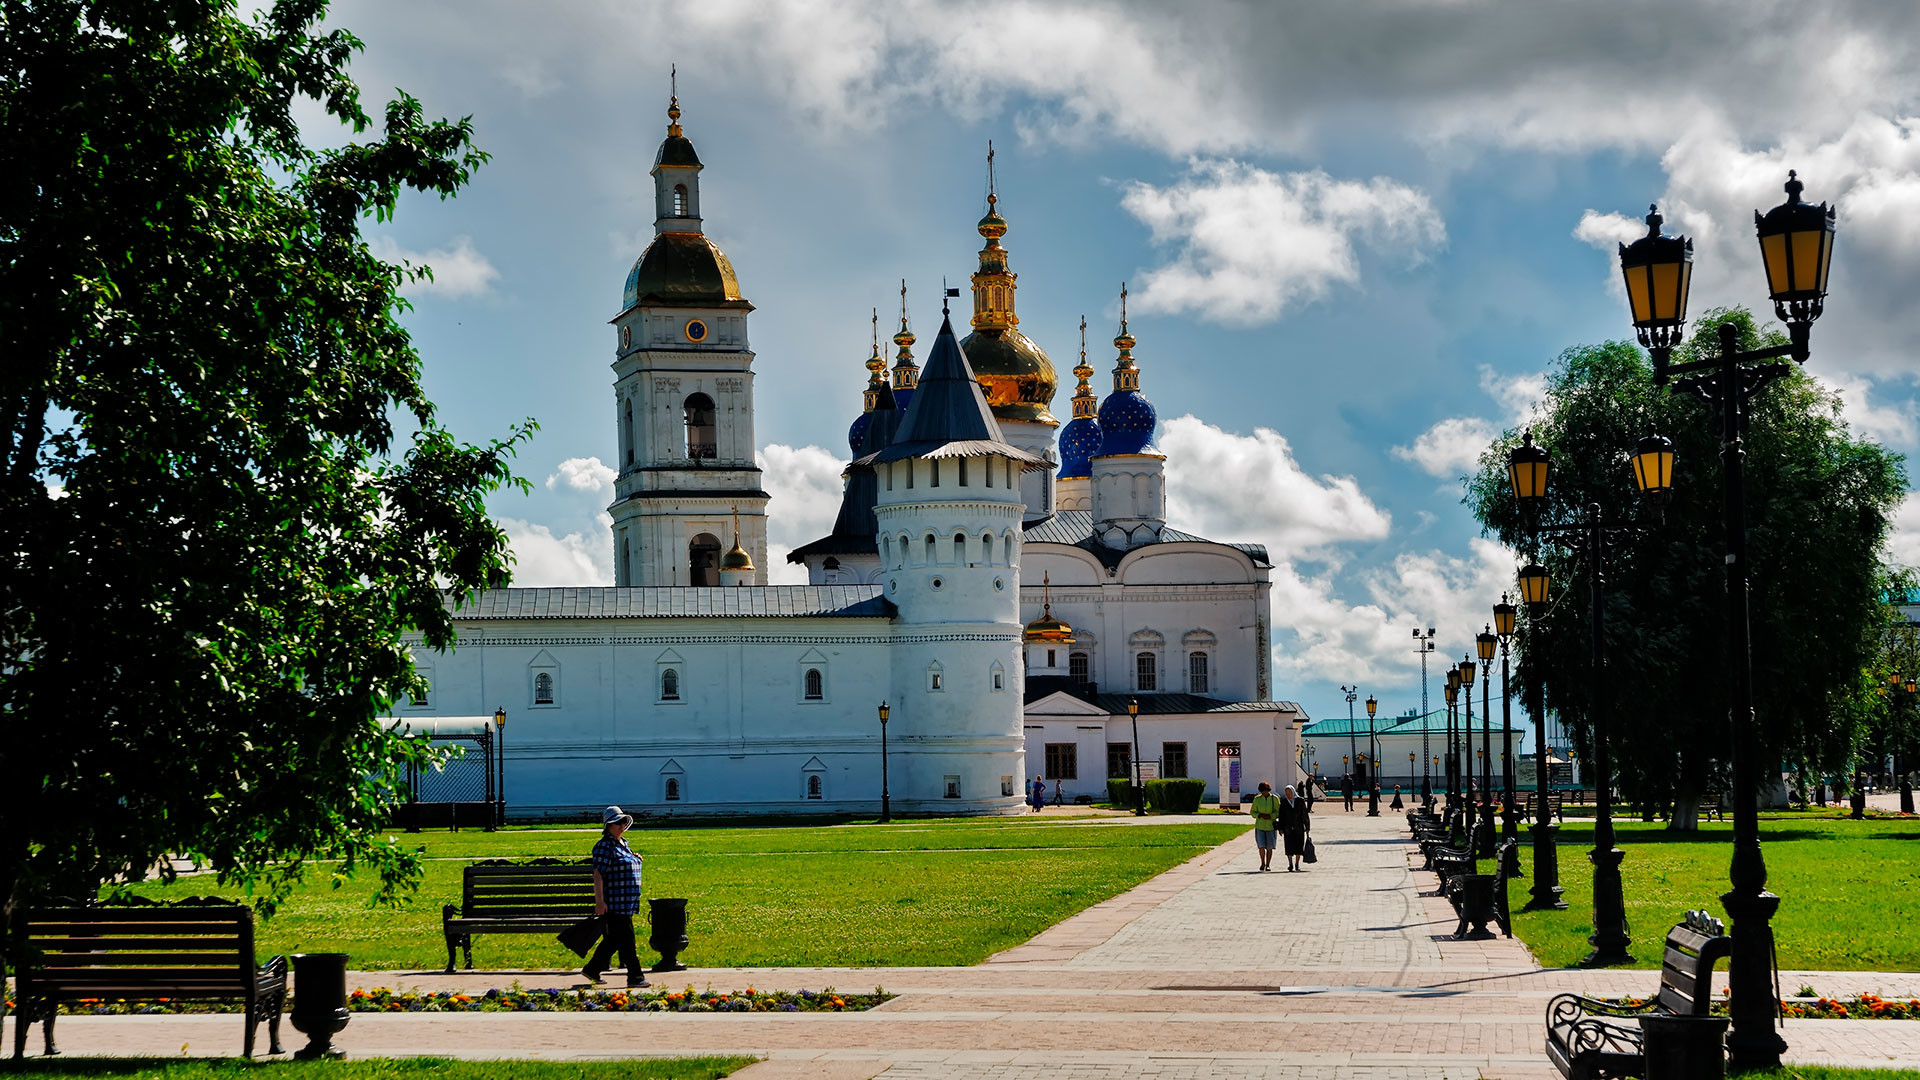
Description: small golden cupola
xmin=960 ymin=142 xmax=1057 ymax=426
xmin=1024 ymin=572 xmax=1075 ymax=679
xmin=719 ymin=506 xmax=755 ymax=585
xmin=890 ymin=279 xmax=919 ymax=407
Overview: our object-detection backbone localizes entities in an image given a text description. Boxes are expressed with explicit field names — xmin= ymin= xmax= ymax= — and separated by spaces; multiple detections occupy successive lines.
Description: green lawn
xmin=1732 ymin=1070 xmax=1920 ymax=1080
xmin=0 ymin=1060 xmax=755 ymax=1079
xmin=1508 ymin=813 xmax=1920 ymax=970
xmin=120 ymin=819 xmax=1245 ymax=969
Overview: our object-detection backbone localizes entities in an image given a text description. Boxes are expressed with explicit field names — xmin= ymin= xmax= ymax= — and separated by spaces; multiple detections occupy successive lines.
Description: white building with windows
xmin=405 ymin=98 xmax=1306 ymax=817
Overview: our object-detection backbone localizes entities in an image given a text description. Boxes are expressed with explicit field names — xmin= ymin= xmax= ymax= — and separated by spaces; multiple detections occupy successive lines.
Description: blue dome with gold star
xmin=848 ymin=412 xmax=873 ymax=456
xmin=1058 ymin=415 xmax=1103 ymax=478
xmin=1096 ymin=390 xmax=1156 ymax=456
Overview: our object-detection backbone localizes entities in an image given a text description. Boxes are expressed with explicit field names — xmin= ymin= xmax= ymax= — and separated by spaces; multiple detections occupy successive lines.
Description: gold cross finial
xmin=1120 ymin=282 xmax=1128 ymax=331
xmin=1079 ymin=316 xmax=1086 ymax=364
xmin=667 ymin=65 xmax=682 ymax=135
xmin=900 ymin=278 xmax=907 ymax=322
xmin=987 ymin=140 xmax=996 ymax=208
xmin=1041 ymin=570 xmax=1053 ymax=618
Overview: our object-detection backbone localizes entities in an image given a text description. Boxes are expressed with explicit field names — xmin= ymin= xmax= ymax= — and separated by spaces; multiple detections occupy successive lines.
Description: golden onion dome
xmin=1024 ymin=573 xmax=1074 ymax=643
xmin=960 ymin=328 xmax=1058 ymax=424
xmin=977 ymin=210 xmax=1007 ymax=240
xmin=720 ymin=536 xmax=754 ymax=571
xmin=622 ymin=233 xmax=748 ymax=311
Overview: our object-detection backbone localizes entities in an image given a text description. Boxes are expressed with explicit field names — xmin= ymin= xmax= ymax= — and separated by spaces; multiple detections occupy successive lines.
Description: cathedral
xmin=405 ymin=97 xmax=1307 ymax=816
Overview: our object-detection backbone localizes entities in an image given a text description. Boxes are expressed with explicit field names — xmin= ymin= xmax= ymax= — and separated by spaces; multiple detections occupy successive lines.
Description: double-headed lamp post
xmin=1128 ymin=697 xmax=1144 ymax=817
xmin=1609 ymin=174 xmax=1836 ymax=1069
xmin=877 ymin=702 xmax=891 ymax=824
xmin=1444 ymin=669 xmax=1462 ymax=821
xmin=1414 ymin=627 xmax=1438 ymax=806
xmin=1475 ymin=629 xmax=1497 ymax=858
xmin=1366 ymin=694 xmax=1380 ymax=816
xmin=1494 ymin=597 xmax=1519 ymax=842
xmin=1458 ymin=656 xmax=1478 ymax=859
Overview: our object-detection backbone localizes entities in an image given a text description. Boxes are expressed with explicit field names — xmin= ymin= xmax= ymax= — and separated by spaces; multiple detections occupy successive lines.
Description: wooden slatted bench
xmin=11 ymin=899 xmax=285 ymax=1059
xmin=1545 ymin=911 xmax=1732 ymax=1079
xmin=442 ymin=858 xmax=597 ymax=973
xmin=1531 ymin=792 xmax=1565 ymax=823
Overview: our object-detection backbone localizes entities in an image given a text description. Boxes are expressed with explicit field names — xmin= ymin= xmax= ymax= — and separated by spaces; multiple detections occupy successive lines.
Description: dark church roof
xmin=788 ymin=383 xmax=901 ymax=563
xmin=1022 ymin=510 xmax=1272 ymax=569
xmin=858 ymin=312 xmax=1045 ymax=469
xmin=452 ymin=587 xmax=892 ymax=619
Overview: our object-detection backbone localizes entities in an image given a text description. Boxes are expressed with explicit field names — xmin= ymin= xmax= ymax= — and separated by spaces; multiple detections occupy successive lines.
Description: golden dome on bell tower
xmin=960 ymin=141 xmax=1057 ymax=427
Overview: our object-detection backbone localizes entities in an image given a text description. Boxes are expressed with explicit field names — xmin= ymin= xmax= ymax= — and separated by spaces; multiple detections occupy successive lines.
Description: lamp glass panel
xmin=1518 ymin=566 xmax=1550 ymax=605
xmin=1762 ymin=232 xmax=1790 ymax=297
xmin=1624 ymin=264 xmax=1652 ymax=324
xmin=1791 ymin=229 xmax=1826 ymax=294
xmin=1819 ymin=229 xmax=1834 ymax=291
xmin=1651 ymin=261 xmax=1686 ymax=323
xmin=1494 ymin=606 xmax=1516 ymax=637
xmin=1477 ymin=635 xmax=1496 ymax=661
xmin=1459 ymin=660 xmax=1476 ymax=683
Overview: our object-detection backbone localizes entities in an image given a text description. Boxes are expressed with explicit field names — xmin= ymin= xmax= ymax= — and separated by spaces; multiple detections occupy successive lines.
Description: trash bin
xmin=290 ymin=952 xmax=351 ymax=1060
xmin=1639 ymin=1013 xmax=1727 ymax=1080
xmin=649 ymin=897 xmax=689 ymax=972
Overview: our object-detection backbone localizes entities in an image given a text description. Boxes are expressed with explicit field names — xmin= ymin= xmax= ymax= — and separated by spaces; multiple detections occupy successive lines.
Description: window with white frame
xmin=534 ymin=672 xmax=554 ymax=705
xmin=1136 ymin=651 xmax=1157 ymax=692
xmin=410 ymin=662 xmax=432 ymax=708
xmin=1069 ymin=652 xmax=1090 ymax=684
xmin=990 ymin=661 xmax=1005 ymax=692
xmin=928 ymin=662 xmax=944 ymax=692
xmin=1188 ymin=652 xmax=1209 ymax=694
xmin=661 ymin=667 xmax=680 ymax=701
xmin=944 ymin=775 xmax=961 ymax=799
xmin=804 ymin=668 xmax=823 ymax=700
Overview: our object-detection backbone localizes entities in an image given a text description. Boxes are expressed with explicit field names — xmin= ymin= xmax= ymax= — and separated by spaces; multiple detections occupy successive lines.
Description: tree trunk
xmin=1669 ymin=790 xmax=1701 ymax=831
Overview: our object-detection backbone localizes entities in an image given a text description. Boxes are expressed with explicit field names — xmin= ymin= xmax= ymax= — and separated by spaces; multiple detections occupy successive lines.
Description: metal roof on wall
xmin=449 ymin=586 xmax=893 ymax=620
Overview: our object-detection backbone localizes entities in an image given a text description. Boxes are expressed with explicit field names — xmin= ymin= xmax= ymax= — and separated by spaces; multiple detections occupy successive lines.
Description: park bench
xmin=1442 ymin=838 xmax=1516 ymax=939
xmin=10 ymin=898 xmax=285 ymax=1059
xmin=1545 ymin=911 xmax=1732 ymax=1079
xmin=1530 ymin=792 xmax=1565 ymax=823
xmin=442 ymin=857 xmax=597 ymax=973
xmin=1700 ymin=792 xmax=1725 ymax=822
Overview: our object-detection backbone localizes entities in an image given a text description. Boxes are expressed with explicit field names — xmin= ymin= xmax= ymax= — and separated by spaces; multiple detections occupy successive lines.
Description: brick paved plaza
xmin=11 ymin=810 xmax=1919 ymax=1078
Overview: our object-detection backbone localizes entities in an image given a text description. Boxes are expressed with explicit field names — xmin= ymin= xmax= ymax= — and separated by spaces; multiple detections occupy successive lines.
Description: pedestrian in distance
xmin=1390 ymin=784 xmax=1404 ymax=810
xmin=1248 ymin=781 xmax=1281 ymax=871
xmin=1342 ymin=772 xmax=1354 ymax=812
xmin=1052 ymin=779 xmax=1064 ymax=806
xmin=1279 ymin=784 xmax=1311 ymax=871
xmin=1030 ymin=774 xmax=1046 ymax=812
xmin=585 ymin=805 xmax=648 ymax=987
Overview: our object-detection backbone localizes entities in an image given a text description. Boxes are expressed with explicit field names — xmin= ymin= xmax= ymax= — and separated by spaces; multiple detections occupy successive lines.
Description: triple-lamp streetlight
xmin=1631 ymin=172 xmax=1833 ymax=1071
xmin=1365 ymin=694 xmax=1380 ymax=816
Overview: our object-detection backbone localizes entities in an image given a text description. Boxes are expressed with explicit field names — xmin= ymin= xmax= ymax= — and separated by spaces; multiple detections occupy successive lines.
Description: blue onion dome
xmin=1095 ymin=286 xmax=1155 ymax=456
xmin=1058 ymin=415 xmax=1103 ymax=478
xmin=848 ymin=412 xmax=873 ymax=456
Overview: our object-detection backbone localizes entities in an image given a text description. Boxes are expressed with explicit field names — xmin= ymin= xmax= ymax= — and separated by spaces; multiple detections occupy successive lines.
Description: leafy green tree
xmin=1466 ymin=309 xmax=1905 ymax=828
xmin=0 ymin=0 xmax=530 ymax=931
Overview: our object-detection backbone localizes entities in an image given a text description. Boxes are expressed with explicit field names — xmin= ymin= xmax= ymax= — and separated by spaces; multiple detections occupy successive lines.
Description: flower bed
xmin=12 ymin=984 xmax=890 ymax=1017
xmin=1601 ymin=993 xmax=1920 ymax=1020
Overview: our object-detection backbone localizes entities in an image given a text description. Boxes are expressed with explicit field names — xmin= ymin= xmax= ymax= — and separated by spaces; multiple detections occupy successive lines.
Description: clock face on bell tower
xmin=685 ymin=318 xmax=708 ymax=343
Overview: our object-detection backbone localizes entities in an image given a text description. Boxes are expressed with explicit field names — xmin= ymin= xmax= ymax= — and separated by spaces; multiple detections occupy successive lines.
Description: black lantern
xmin=1633 ymin=434 xmax=1676 ymax=502
xmin=1518 ymin=563 xmax=1551 ymax=609
xmin=1508 ymin=429 xmax=1551 ymax=508
xmin=1493 ymin=596 xmax=1518 ymax=638
xmin=1458 ymin=656 xmax=1476 ymax=685
xmin=1755 ymin=171 xmax=1836 ymax=334
xmin=1907 ymin=676 xmax=1917 ymax=696
xmin=1366 ymin=695 xmax=1377 ymax=719
xmin=1476 ymin=627 xmax=1497 ymax=664
xmin=1618 ymin=204 xmax=1693 ymax=373
xmin=1446 ymin=668 xmax=1461 ymax=695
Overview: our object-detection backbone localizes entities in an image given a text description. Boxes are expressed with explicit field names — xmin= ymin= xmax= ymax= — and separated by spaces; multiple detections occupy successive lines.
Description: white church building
xmin=403 ymin=97 xmax=1308 ymax=817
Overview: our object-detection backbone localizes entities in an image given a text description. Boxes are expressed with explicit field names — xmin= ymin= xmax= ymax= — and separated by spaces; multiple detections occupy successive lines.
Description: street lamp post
xmin=1409 ymin=751 xmax=1417 ymax=793
xmin=1904 ymin=676 xmax=1917 ymax=815
xmin=1475 ymin=630 xmax=1497 ymax=858
xmin=1516 ymin=575 xmax=1568 ymax=912
xmin=493 ymin=706 xmax=507 ymax=830
xmin=878 ymin=701 xmax=891 ymax=823
xmin=1415 ymin=627 xmax=1438 ymax=806
xmin=1459 ymin=656 xmax=1477 ymax=863
xmin=1610 ymin=177 xmax=1837 ymax=1068
xmin=1507 ymin=430 xmax=1670 ymax=967
xmin=1495 ymin=597 xmax=1520 ymax=843
xmin=1129 ymin=697 xmax=1144 ymax=817
xmin=1342 ymin=685 xmax=1358 ymax=799
xmin=1366 ymin=694 xmax=1380 ymax=816
xmin=1445 ymin=670 xmax=1462 ymax=841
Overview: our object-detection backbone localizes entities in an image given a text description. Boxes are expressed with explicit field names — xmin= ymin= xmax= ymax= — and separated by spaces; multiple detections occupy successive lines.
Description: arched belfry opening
xmin=673 ymin=183 xmax=688 ymax=216
xmin=684 ymin=393 xmax=716 ymax=459
xmin=688 ymin=533 xmax=721 ymax=586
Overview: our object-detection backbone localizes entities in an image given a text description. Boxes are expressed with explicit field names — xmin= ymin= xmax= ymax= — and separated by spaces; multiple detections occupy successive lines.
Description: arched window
xmin=1069 ymin=652 xmax=1090 ymax=684
xmin=954 ymin=534 xmax=966 ymax=564
xmin=684 ymin=393 xmax=716 ymax=459
xmin=661 ymin=667 xmax=680 ymax=701
xmin=665 ymin=777 xmax=681 ymax=801
xmin=899 ymin=534 xmax=910 ymax=568
xmin=672 ymin=183 xmax=688 ymax=216
xmin=882 ymin=536 xmax=891 ymax=565
xmin=807 ymin=774 xmax=823 ymax=799
xmin=688 ymin=534 xmax=720 ymax=586
xmin=1136 ymin=651 xmax=1158 ymax=692
xmin=929 ymin=458 xmax=940 ymax=487
xmin=905 ymin=461 xmax=913 ymax=489
xmin=804 ymin=668 xmax=823 ymax=700
xmin=619 ymin=536 xmax=631 ymax=587
xmin=957 ymin=457 xmax=969 ymax=485
xmin=1188 ymin=651 xmax=1210 ymax=694
xmin=981 ymin=533 xmax=994 ymax=564
xmin=622 ymin=399 xmax=635 ymax=465
xmin=823 ymin=557 xmax=840 ymax=582
xmin=1003 ymin=534 xmax=1013 ymax=564
xmin=534 ymin=672 xmax=554 ymax=705
xmin=925 ymin=534 xmax=937 ymax=564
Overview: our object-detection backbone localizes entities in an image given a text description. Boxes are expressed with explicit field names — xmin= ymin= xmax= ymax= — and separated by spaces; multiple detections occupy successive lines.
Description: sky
xmin=323 ymin=0 xmax=1920 ymax=725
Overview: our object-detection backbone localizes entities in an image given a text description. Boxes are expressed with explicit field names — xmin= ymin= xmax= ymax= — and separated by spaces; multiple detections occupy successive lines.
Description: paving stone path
xmin=12 ymin=807 xmax=1919 ymax=1078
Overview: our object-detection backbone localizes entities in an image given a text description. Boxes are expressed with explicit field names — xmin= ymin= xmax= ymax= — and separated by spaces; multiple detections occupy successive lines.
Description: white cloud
xmin=1160 ymin=415 xmax=1391 ymax=557
xmin=1890 ymin=492 xmax=1920 ymax=570
xmin=368 ymin=235 xmax=499 ymax=299
xmin=501 ymin=514 xmax=612 ymax=587
xmin=756 ymin=443 xmax=849 ymax=584
xmin=1820 ymin=372 xmax=1918 ymax=448
xmin=1393 ymin=365 xmax=1544 ymax=480
xmin=547 ymin=456 xmax=616 ymax=494
xmin=1121 ymin=161 xmax=1444 ymax=326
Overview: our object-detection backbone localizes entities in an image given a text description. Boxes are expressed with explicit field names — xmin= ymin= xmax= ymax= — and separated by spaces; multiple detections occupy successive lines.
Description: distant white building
xmin=406 ymin=97 xmax=1304 ymax=817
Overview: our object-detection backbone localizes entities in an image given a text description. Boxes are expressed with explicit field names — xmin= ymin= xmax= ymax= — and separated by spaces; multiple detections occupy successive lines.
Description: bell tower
xmin=609 ymin=79 xmax=768 ymax=586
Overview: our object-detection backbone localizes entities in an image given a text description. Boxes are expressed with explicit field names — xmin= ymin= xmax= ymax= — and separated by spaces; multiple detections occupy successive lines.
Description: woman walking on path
xmin=1248 ymin=782 xmax=1281 ymax=871
xmin=1390 ymin=785 xmax=1405 ymax=810
xmin=1278 ymin=784 xmax=1311 ymax=872
xmin=1030 ymin=774 xmax=1047 ymax=812
xmin=586 ymin=805 xmax=649 ymax=987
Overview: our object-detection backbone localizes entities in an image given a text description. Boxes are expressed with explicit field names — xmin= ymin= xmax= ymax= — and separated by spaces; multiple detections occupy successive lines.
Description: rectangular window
xmin=1069 ymin=652 xmax=1089 ymax=684
xmin=906 ymin=462 xmax=913 ymax=489
xmin=1107 ymin=742 xmax=1132 ymax=779
xmin=944 ymin=775 xmax=961 ymax=799
xmin=1136 ymin=652 xmax=1157 ymax=692
xmin=1163 ymin=742 xmax=1188 ymax=779
xmin=1045 ymin=743 xmax=1078 ymax=780
xmin=930 ymin=458 xmax=940 ymax=487
xmin=1188 ymin=652 xmax=1209 ymax=694
xmin=1001 ymin=775 xmax=1015 ymax=797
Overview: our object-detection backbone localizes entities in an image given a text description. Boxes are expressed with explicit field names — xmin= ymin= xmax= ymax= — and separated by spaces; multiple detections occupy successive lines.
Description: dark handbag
xmin=556 ymin=914 xmax=605 ymax=957
xmin=1302 ymin=835 xmax=1318 ymax=864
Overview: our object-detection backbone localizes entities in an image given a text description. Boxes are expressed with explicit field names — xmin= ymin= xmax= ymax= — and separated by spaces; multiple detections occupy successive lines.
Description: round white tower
xmin=867 ymin=305 xmax=1041 ymax=813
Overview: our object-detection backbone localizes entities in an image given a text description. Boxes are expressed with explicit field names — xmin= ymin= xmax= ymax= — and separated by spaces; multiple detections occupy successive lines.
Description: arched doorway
xmin=688 ymin=533 xmax=721 ymax=586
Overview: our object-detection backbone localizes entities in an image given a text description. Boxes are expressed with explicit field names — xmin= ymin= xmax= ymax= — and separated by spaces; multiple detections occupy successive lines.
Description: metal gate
xmin=388 ymin=716 xmax=499 ymax=830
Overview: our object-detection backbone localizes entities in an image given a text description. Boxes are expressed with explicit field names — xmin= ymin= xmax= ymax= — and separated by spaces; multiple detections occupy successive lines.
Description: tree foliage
xmin=1465 ymin=309 xmax=1905 ymax=825
xmin=0 ymin=0 xmax=530 ymax=921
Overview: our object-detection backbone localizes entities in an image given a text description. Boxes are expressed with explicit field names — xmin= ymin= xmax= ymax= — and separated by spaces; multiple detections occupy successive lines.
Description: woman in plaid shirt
xmin=585 ymin=805 xmax=648 ymax=987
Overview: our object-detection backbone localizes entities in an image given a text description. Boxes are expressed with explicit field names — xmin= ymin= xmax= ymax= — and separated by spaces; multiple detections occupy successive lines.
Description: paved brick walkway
xmin=10 ymin=809 xmax=1918 ymax=1079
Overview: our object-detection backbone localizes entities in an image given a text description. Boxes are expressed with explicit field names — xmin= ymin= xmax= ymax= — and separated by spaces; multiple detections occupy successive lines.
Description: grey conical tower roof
xmin=862 ymin=312 xmax=1044 ymax=467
